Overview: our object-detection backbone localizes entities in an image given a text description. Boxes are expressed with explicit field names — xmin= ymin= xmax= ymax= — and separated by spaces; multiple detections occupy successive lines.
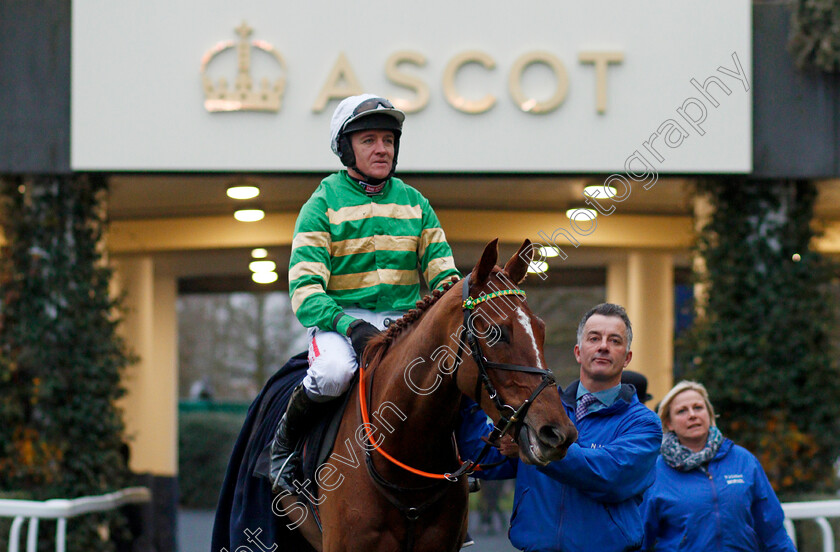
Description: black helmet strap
xmin=337 ymin=109 xmax=402 ymax=181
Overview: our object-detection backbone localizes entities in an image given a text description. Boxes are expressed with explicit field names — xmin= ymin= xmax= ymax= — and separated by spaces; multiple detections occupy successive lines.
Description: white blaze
xmin=515 ymin=309 xmax=544 ymax=370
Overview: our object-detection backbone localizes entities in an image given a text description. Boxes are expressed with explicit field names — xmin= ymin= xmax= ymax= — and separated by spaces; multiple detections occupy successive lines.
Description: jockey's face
xmin=348 ymin=129 xmax=395 ymax=181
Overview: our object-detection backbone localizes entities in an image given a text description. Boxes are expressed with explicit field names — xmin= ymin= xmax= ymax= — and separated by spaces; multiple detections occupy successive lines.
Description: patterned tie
xmin=576 ymin=393 xmax=598 ymax=421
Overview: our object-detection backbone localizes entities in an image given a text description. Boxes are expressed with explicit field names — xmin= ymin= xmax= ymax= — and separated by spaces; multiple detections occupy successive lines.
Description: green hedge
xmin=790 ymin=0 xmax=840 ymax=73
xmin=0 ymin=178 xmax=134 ymax=551
xmin=683 ymin=180 xmax=840 ymax=497
xmin=178 ymin=409 xmax=247 ymax=509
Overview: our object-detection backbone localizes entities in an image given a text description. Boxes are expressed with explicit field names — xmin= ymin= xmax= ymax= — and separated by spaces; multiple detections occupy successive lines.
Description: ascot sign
xmin=202 ymin=23 xmax=623 ymax=116
xmin=71 ymin=0 xmax=751 ymax=173
xmin=313 ymin=49 xmax=622 ymax=115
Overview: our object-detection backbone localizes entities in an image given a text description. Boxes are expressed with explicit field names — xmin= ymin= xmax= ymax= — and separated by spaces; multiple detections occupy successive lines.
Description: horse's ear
xmin=472 ymin=238 xmax=499 ymax=285
xmin=504 ymin=239 xmax=532 ymax=284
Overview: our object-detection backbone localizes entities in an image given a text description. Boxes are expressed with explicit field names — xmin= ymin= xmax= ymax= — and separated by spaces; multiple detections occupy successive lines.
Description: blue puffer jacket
xmin=458 ymin=381 xmax=662 ymax=552
xmin=641 ymin=439 xmax=796 ymax=552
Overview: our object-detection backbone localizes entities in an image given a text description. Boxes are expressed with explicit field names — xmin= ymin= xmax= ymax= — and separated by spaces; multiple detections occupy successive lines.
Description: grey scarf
xmin=660 ymin=426 xmax=723 ymax=472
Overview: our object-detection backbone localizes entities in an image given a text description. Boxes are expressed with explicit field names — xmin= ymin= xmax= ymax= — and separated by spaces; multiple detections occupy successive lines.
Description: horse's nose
xmin=538 ymin=424 xmax=566 ymax=448
xmin=538 ymin=424 xmax=578 ymax=449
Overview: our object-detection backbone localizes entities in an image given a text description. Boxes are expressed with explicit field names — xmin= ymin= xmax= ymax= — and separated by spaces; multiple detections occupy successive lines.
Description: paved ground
xmin=179 ymin=509 xmax=518 ymax=552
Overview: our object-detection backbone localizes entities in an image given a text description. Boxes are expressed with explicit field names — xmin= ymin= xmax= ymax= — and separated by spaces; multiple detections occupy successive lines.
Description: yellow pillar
xmin=625 ymin=251 xmax=674 ymax=407
xmin=113 ymin=256 xmax=178 ymax=476
xmin=606 ymin=257 xmax=628 ymax=308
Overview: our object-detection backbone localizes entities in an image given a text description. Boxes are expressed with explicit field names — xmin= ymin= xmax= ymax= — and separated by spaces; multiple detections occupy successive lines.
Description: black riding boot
xmin=270 ymin=383 xmax=321 ymax=493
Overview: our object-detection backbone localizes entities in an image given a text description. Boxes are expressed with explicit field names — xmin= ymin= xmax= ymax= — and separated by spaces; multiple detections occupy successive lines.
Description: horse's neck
xmin=368 ymin=311 xmax=463 ymax=464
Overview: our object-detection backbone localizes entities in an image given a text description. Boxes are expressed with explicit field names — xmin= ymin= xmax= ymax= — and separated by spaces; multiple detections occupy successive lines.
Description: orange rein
xmin=358 ymin=358 xmax=461 ymax=480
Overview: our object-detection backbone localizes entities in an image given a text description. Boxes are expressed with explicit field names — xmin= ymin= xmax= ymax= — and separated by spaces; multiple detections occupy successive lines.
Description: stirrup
xmin=271 ymin=449 xmax=301 ymax=494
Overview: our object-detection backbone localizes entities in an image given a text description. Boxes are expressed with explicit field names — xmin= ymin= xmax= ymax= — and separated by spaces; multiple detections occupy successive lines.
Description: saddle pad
xmin=300 ymin=374 xmax=358 ymax=487
xmin=250 ymin=371 xmax=357 ymax=503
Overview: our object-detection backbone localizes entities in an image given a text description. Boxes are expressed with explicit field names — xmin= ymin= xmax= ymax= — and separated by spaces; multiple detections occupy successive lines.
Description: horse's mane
xmin=363 ymin=278 xmax=459 ymax=366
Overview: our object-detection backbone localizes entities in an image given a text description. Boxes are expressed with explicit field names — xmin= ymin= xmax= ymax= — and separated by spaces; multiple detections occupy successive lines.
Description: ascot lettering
xmin=443 ymin=51 xmax=497 ymax=114
xmin=508 ymin=51 xmax=568 ymax=114
xmin=386 ymin=50 xmax=430 ymax=113
xmin=312 ymin=49 xmax=624 ymax=114
xmin=312 ymin=52 xmax=365 ymax=113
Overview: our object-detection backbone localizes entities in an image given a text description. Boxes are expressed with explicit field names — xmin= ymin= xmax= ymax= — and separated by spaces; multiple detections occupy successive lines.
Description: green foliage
xmin=682 ymin=179 xmax=840 ymax=498
xmin=0 ymin=178 xmax=135 ymax=551
xmin=178 ymin=409 xmax=246 ymax=509
xmin=790 ymin=0 xmax=840 ymax=73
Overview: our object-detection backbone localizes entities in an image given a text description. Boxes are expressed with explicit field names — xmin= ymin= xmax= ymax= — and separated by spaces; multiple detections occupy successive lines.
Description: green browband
xmin=462 ymin=289 xmax=526 ymax=310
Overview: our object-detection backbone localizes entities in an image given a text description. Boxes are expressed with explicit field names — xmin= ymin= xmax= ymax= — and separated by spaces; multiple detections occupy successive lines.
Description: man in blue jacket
xmin=459 ymin=303 xmax=662 ymax=552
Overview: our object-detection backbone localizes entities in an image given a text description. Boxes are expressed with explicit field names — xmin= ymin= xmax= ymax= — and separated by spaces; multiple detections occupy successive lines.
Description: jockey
xmin=270 ymin=94 xmax=461 ymax=492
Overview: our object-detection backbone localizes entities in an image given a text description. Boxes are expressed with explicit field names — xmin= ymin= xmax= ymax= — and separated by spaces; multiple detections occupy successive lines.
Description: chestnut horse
xmin=281 ymin=239 xmax=577 ymax=552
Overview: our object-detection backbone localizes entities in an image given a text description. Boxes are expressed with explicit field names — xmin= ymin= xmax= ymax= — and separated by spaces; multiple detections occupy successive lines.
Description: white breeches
xmin=303 ymin=308 xmax=405 ymax=401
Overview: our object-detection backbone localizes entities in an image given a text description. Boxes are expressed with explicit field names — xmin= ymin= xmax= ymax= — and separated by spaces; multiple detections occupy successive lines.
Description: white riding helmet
xmin=329 ymin=94 xmax=405 ymax=174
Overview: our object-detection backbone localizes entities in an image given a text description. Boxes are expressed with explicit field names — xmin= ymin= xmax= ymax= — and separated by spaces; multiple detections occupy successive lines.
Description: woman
xmin=641 ymin=381 xmax=795 ymax=551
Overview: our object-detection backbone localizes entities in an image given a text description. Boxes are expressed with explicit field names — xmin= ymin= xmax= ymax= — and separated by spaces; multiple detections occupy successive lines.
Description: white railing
xmin=0 ymin=487 xmax=151 ymax=552
xmin=0 ymin=490 xmax=834 ymax=552
xmin=783 ymin=499 xmax=840 ymax=552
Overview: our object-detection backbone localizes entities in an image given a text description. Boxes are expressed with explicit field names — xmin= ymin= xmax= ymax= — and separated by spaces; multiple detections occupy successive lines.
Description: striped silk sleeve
xmin=418 ymin=198 xmax=461 ymax=290
xmin=288 ymin=200 xmax=348 ymax=333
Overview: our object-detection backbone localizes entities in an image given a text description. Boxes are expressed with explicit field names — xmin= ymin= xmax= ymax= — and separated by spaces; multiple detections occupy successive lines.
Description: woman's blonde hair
xmin=657 ymin=380 xmax=717 ymax=432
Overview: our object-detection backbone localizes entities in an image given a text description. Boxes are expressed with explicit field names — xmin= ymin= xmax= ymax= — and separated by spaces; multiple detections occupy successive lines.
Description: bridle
xmin=453 ymin=272 xmax=557 ymax=457
xmin=358 ymin=273 xmax=557 ymax=482
xmin=356 ymin=273 xmax=558 ymax=552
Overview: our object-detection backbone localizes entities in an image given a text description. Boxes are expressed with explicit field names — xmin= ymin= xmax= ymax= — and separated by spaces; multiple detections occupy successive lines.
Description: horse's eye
xmin=493 ymin=324 xmax=511 ymax=344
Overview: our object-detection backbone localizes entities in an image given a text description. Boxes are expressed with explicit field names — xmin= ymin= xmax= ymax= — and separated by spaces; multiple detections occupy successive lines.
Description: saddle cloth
xmin=211 ymin=352 xmax=353 ymax=551
xmin=252 ymin=366 xmax=357 ymax=505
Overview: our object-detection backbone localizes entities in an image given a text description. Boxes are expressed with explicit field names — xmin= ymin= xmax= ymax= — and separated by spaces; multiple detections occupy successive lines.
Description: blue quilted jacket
xmin=641 ymin=439 xmax=796 ymax=551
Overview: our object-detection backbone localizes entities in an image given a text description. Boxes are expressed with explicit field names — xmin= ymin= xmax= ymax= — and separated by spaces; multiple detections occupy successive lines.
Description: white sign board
xmin=71 ymin=0 xmax=752 ymax=173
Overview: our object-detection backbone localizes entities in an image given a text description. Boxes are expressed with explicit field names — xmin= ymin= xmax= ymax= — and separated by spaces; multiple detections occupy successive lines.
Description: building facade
xmin=2 ymin=1 xmax=839 ymax=549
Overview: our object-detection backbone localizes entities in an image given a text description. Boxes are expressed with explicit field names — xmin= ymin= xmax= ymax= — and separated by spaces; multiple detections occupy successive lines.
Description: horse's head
xmin=456 ymin=238 xmax=577 ymax=465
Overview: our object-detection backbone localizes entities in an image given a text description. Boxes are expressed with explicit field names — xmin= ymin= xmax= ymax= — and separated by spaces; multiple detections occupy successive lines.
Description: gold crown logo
xmin=201 ymin=22 xmax=286 ymax=113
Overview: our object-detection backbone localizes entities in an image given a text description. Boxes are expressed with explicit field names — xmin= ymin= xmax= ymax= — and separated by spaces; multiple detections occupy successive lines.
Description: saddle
xmin=253 ymin=373 xmax=357 ymax=508
xmin=300 ymin=380 xmax=357 ymax=487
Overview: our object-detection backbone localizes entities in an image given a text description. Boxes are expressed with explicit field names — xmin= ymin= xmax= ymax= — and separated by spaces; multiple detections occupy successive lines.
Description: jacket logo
xmin=724 ymin=474 xmax=745 ymax=484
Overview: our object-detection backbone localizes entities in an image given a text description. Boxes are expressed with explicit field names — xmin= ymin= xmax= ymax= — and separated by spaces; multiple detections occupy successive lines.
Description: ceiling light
xmin=249 ymin=260 xmax=277 ymax=273
xmin=227 ymin=185 xmax=260 ymax=200
xmin=527 ymin=261 xmax=548 ymax=274
xmin=538 ymin=245 xmax=560 ymax=258
xmin=234 ymin=209 xmax=265 ymax=222
xmin=251 ymin=248 xmax=268 ymax=259
xmin=583 ymin=185 xmax=617 ymax=199
xmin=252 ymin=271 xmax=279 ymax=284
xmin=566 ymin=208 xmax=598 ymax=221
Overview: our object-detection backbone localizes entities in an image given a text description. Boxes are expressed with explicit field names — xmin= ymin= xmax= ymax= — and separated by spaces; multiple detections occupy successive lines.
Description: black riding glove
xmin=348 ymin=319 xmax=381 ymax=358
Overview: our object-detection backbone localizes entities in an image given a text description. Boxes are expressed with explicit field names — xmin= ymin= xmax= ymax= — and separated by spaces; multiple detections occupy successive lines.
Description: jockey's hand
xmin=348 ymin=320 xmax=381 ymax=359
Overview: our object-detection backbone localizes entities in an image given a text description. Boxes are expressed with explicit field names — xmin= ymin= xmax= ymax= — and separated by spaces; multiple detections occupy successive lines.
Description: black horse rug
xmin=210 ymin=352 xmax=318 ymax=552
